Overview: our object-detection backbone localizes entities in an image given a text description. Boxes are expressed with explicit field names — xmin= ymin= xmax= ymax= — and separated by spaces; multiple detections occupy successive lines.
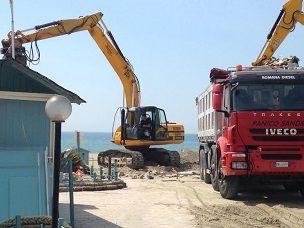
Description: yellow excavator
xmin=1 ymin=12 xmax=184 ymax=168
xmin=252 ymin=0 xmax=304 ymax=66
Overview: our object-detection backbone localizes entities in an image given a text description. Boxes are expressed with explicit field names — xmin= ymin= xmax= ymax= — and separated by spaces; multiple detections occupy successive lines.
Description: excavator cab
xmin=105 ymin=105 xmax=183 ymax=168
xmin=123 ymin=106 xmax=169 ymax=141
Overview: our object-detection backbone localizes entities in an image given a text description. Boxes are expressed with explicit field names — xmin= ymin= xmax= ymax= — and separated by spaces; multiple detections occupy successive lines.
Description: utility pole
xmin=9 ymin=0 xmax=15 ymax=59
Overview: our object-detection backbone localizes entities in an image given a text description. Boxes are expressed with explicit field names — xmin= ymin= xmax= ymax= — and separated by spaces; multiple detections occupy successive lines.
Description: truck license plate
xmin=274 ymin=161 xmax=289 ymax=168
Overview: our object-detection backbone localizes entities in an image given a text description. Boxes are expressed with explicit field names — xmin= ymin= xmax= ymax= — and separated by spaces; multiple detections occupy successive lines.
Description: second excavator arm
xmin=1 ymin=12 xmax=141 ymax=108
xmin=252 ymin=0 xmax=304 ymax=66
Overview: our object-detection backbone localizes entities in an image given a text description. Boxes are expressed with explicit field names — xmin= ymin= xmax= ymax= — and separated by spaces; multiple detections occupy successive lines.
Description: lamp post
xmin=45 ymin=95 xmax=72 ymax=228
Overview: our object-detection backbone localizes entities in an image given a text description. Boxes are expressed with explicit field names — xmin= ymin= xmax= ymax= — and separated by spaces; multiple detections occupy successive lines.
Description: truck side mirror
xmin=212 ymin=84 xmax=223 ymax=111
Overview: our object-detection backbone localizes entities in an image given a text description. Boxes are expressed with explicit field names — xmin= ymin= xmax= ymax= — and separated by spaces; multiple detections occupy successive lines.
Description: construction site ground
xmin=59 ymin=151 xmax=304 ymax=228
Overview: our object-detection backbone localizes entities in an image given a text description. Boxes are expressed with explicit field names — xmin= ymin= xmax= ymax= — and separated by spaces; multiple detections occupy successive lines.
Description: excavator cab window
xmin=124 ymin=108 xmax=153 ymax=140
xmin=124 ymin=107 xmax=169 ymax=141
xmin=138 ymin=112 xmax=152 ymax=139
xmin=154 ymin=108 xmax=169 ymax=140
xmin=124 ymin=109 xmax=140 ymax=140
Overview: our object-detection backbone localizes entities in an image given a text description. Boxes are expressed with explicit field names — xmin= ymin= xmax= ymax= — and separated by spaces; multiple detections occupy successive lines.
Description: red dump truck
xmin=196 ymin=66 xmax=304 ymax=199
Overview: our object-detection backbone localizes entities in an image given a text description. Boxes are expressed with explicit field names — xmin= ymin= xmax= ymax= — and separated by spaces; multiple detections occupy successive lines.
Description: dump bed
xmin=196 ymin=84 xmax=216 ymax=143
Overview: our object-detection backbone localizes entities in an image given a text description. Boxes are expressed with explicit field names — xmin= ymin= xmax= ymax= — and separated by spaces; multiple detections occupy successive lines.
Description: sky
xmin=1 ymin=0 xmax=304 ymax=134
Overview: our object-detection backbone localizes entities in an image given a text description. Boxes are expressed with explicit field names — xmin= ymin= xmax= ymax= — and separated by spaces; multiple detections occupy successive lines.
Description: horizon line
xmin=62 ymin=131 xmax=197 ymax=135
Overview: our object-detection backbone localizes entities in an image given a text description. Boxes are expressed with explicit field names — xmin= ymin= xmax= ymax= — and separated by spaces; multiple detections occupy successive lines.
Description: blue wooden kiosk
xmin=0 ymin=59 xmax=85 ymax=222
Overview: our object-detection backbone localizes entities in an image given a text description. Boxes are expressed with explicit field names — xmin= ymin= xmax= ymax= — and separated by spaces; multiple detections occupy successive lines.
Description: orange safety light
xmin=236 ymin=65 xmax=243 ymax=71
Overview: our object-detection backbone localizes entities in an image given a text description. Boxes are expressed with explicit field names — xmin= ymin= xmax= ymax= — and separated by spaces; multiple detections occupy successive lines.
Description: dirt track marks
xmin=176 ymin=180 xmax=304 ymax=228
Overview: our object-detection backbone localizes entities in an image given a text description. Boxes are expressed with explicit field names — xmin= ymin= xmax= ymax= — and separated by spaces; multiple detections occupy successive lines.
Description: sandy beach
xmin=59 ymin=151 xmax=304 ymax=228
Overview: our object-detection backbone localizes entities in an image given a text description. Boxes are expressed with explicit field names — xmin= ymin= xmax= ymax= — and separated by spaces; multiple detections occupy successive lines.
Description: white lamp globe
xmin=45 ymin=95 xmax=72 ymax=122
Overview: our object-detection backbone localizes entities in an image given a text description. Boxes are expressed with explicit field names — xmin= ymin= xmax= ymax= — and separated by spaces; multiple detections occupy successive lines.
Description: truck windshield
xmin=232 ymin=83 xmax=304 ymax=111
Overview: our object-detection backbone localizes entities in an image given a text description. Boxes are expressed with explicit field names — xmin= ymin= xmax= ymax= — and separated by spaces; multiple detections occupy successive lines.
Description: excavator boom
xmin=2 ymin=12 xmax=141 ymax=108
xmin=6 ymin=13 xmax=101 ymax=44
xmin=252 ymin=0 xmax=304 ymax=66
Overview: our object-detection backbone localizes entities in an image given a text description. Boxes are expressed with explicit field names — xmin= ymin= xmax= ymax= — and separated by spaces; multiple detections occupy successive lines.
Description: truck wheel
xmin=218 ymin=162 xmax=239 ymax=199
xmin=203 ymin=152 xmax=211 ymax=184
xmin=199 ymin=149 xmax=205 ymax=181
xmin=199 ymin=149 xmax=211 ymax=183
xmin=210 ymin=152 xmax=219 ymax=191
xmin=300 ymin=189 xmax=304 ymax=198
xmin=299 ymin=184 xmax=304 ymax=198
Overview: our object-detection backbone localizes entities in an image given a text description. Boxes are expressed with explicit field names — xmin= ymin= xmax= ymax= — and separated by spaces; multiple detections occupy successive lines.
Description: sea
xmin=62 ymin=132 xmax=199 ymax=153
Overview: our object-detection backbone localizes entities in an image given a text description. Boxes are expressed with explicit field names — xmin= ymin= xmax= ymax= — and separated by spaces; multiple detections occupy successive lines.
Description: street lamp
xmin=45 ymin=95 xmax=72 ymax=228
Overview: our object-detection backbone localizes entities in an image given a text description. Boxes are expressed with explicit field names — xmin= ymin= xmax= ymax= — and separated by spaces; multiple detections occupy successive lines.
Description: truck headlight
xmin=231 ymin=153 xmax=246 ymax=158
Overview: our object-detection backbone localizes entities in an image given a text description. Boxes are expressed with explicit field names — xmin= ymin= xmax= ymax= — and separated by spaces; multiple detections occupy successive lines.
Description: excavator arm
xmin=1 ymin=12 xmax=141 ymax=108
xmin=252 ymin=0 xmax=304 ymax=66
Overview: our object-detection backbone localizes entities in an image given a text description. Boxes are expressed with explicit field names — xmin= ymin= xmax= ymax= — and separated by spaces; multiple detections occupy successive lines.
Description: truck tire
xmin=218 ymin=162 xmax=239 ymax=199
xmin=203 ymin=152 xmax=211 ymax=184
xmin=199 ymin=149 xmax=205 ymax=181
xmin=210 ymin=152 xmax=219 ymax=191
xmin=300 ymin=189 xmax=304 ymax=198
xmin=199 ymin=149 xmax=211 ymax=184
xmin=299 ymin=184 xmax=304 ymax=198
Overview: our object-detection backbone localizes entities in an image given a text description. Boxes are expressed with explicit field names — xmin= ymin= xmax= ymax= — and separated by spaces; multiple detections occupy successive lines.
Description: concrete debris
xmin=86 ymin=150 xmax=199 ymax=181
xmin=162 ymin=179 xmax=178 ymax=182
xmin=117 ymin=166 xmax=199 ymax=180
xmin=106 ymin=150 xmax=200 ymax=180
xmin=119 ymin=171 xmax=125 ymax=177
xmin=146 ymin=173 xmax=154 ymax=179
xmin=178 ymin=171 xmax=200 ymax=176
xmin=264 ymin=56 xmax=300 ymax=68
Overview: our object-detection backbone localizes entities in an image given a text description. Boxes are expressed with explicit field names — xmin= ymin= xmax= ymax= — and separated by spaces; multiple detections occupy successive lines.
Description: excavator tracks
xmin=142 ymin=148 xmax=181 ymax=167
xmin=98 ymin=149 xmax=144 ymax=169
xmin=97 ymin=148 xmax=181 ymax=169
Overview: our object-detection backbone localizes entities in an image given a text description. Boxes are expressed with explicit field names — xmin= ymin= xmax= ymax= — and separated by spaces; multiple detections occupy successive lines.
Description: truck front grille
xmin=261 ymin=154 xmax=302 ymax=160
xmin=249 ymin=128 xmax=304 ymax=141
xmin=261 ymin=147 xmax=300 ymax=152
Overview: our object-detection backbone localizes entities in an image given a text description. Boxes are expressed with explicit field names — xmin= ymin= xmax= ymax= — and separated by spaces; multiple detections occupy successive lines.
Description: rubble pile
xmin=0 ymin=216 xmax=71 ymax=228
xmin=264 ymin=56 xmax=300 ymax=68
xmin=119 ymin=150 xmax=199 ymax=180
xmin=59 ymin=167 xmax=127 ymax=192
xmin=59 ymin=179 xmax=126 ymax=192
xmin=58 ymin=150 xmax=199 ymax=190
